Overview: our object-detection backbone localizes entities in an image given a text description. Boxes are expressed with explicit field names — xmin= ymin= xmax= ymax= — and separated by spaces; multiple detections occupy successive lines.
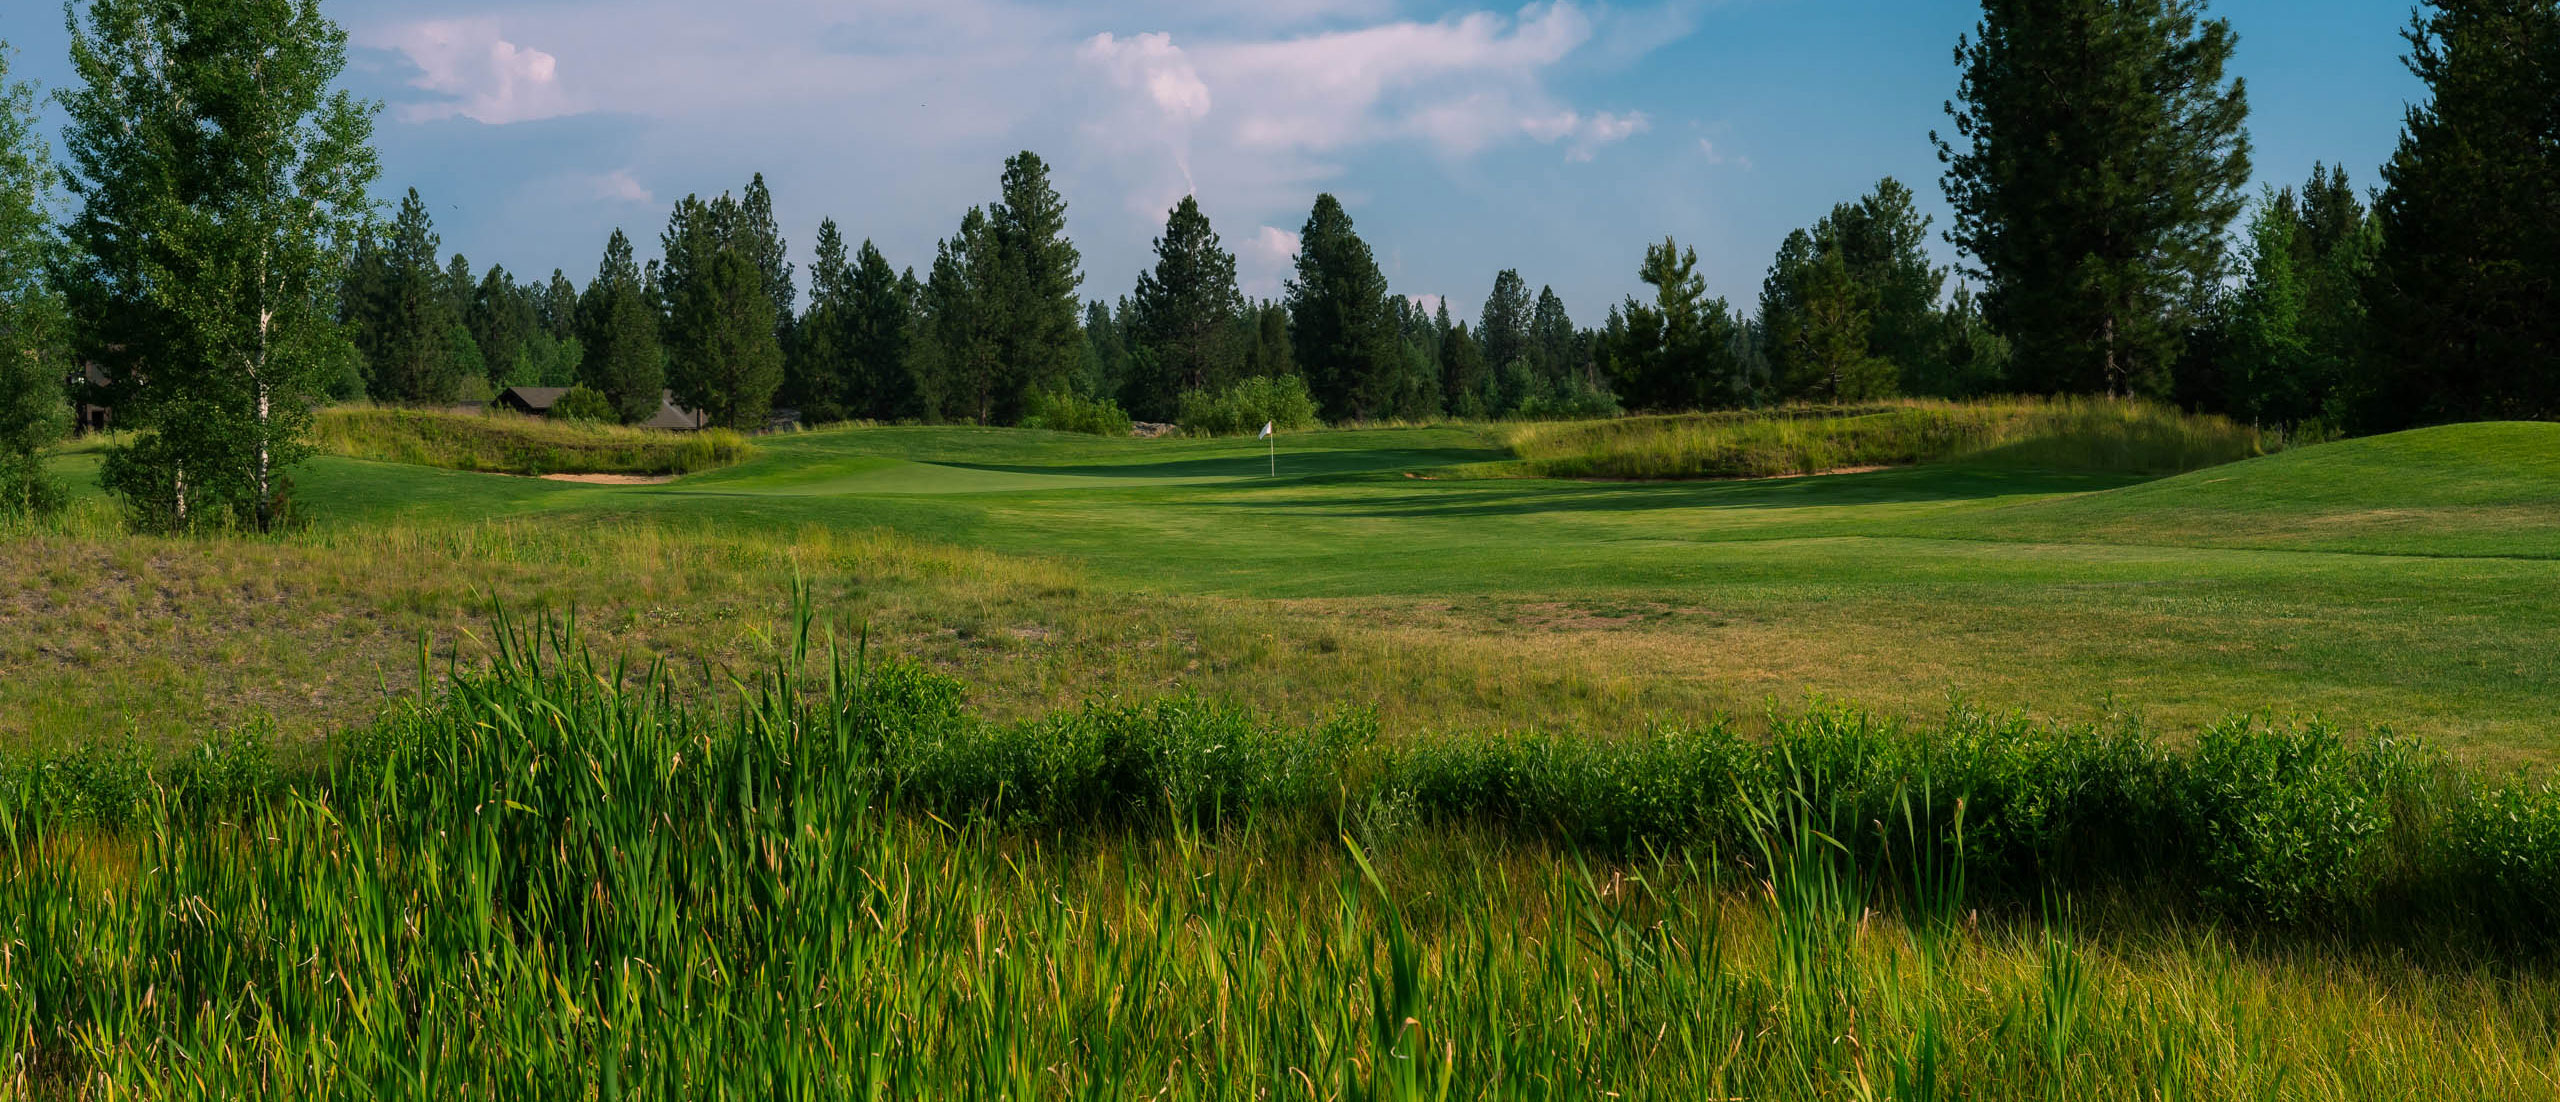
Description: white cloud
xmin=1248 ymin=224 xmax=1301 ymax=265
xmin=1407 ymin=293 xmax=1446 ymax=315
xmin=1199 ymin=4 xmax=1595 ymax=155
xmin=1566 ymin=110 xmax=1649 ymax=160
xmin=593 ymin=170 xmax=653 ymax=204
xmin=1081 ymin=32 xmax=1211 ymax=123
xmin=1696 ymin=137 xmax=1754 ymax=170
xmin=374 ymin=19 xmax=576 ymax=125
xmin=346 ymin=1 xmax=1696 ymax=327
xmin=1239 ymin=224 xmax=1303 ymax=297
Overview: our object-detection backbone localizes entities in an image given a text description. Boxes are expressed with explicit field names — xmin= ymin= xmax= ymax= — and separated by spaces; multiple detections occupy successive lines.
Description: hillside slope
xmin=1922 ymin=422 xmax=2560 ymax=558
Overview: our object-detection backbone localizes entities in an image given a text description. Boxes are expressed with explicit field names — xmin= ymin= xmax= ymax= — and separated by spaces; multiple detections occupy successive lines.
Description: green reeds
xmin=6 ymin=602 xmax=2560 ymax=1095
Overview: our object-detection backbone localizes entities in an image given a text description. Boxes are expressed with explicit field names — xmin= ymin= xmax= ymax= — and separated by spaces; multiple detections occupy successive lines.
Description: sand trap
xmin=536 ymin=472 xmax=677 ymax=485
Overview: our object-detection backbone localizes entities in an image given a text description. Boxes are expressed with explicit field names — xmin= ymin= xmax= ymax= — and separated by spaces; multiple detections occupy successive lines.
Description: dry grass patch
xmin=1469 ymin=396 xmax=2278 ymax=480
xmin=310 ymin=405 xmax=752 ymax=476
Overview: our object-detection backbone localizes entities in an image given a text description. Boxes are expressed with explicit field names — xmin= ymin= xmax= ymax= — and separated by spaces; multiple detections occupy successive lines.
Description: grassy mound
xmin=1938 ymin=421 xmax=2560 ymax=558
xmin=310 ymin=406 xmax=751 ymax=476
xmin=1475 ymin=397 xmax=2275 ymax=481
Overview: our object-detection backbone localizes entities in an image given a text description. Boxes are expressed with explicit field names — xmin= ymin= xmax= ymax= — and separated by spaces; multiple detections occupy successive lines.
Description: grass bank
xmin=11 ymin=607 xmax=2560 ymax=1095
xmin=1473 ymin=397 xmax=2277 ymax=481
xmin=309 ymin=405 xmax=751 ymax=476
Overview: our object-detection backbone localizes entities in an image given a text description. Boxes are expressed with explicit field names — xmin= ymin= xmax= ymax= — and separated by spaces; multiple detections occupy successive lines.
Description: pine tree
xmin=2224 ymin=195 xmax=2311 ymax=424
xmin=1917 ymin=284 xmax=2011 ymax=397
xmin=576 ymin=229 xmax=665 ymax=424
xmin=0 ymin=44 xmax=68 ymax=515
xmin=2365 ymin=0 xmax=2560 ymax=424
xmin=1607 ymin=238 xmax=1743 ymax=411
xmin=1285 ymin=194 xmax=1397 ymax=421
xmin=1479 ymin=270 xmax=1533 ymax=412
xmin=1239 ymin=301 xmax=1294 ymax=380
xmin=788 ymin=219 xmax=852 ymax=423
xmin=540 ymin=269 xmax=579 ymax=340
xmin=1123 ymin=195 xmax=1244 ymax=421
xmin=1936 ymin=0 xmax=2251 ymax=397
xmin=990 ymin=152 xmax=1083 ymax=419
xmin=1771 ymin=245 xmax=1898 ymax=401
xmin=352 ymin=190 xmax=460 ymax=403
xmin=1529 ymin=286 xmax=1577 ymax=391
xmin=738 ymin=174 xmax=796 ymax=337
xmin=659 ymin=192 xmax=783 ymax=429
xmin=912 ymin=207 xmax=1005 ymax=423
xmin=1440 ymin=322 xmax=1489 ymax=419
xmin=848 ymin=242 xmax=916 ymax=420
xmin=443 ymin=254 xmax=476 ymax=323
xmin=467 ymin=263 xmax=536 ymax=388
xmin=1080 ymin=300 xmax=1128 ymax=403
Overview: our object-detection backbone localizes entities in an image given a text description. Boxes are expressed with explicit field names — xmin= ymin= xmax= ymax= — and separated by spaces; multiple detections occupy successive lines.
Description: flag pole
xmin=1267 ymin=432 xmax=1275 ymax=478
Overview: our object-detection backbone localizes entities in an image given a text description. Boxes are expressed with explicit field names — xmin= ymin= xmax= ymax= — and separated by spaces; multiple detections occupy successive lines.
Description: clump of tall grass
xmin=309 ymin=405 xmax=752 ymax=476
xmin=1478 ymin=396 xmax=2274 ymax=480
xmin=10 ymin=606 xmax=2560 ymax=1092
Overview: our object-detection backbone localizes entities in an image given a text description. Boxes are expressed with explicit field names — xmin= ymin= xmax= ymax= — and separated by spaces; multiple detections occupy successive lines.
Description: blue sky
xmin=6 ymin=0 xmax=2422 ymax=326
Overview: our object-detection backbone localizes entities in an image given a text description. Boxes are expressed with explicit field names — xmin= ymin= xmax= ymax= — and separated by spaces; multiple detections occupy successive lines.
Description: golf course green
xmin=18 ymin=417 xmax=2560 ymax=763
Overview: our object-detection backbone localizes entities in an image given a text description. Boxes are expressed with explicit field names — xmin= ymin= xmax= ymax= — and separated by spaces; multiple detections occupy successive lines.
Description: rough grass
xmin=309 ymin=405 xmax=752 ymax=476
xmin=1471 ymin=397 xmax=2276 ymax=481
xmin=13 ymin=616 xmax=2560 ymax=1095
xmin=12 ymin=418 xmax=2560 ymax=766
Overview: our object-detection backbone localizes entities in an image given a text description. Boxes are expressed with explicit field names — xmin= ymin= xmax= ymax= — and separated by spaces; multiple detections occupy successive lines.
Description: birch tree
xmin=59 ymin=0 xmax=378 ymax=531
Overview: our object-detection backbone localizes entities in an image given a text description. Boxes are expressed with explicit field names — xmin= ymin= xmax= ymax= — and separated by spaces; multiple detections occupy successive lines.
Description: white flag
xmin=1259 ymin=421 xmax=1273 ymax=439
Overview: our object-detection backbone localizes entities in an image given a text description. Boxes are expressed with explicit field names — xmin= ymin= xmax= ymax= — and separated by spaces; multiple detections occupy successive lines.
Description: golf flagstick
xmin=1260 ymin=420 xmax=1275 ymax=477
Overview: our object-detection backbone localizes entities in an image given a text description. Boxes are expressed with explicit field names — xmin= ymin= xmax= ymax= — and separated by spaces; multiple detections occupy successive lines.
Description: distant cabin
xmin=498 ymin=386 xmax=707 ymax=431
xmin=76 ymin=364 xmax=113 ymax=434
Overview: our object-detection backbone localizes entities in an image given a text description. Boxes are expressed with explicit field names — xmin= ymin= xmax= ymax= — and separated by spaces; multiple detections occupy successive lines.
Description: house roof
xmin=641 ymin=396 xmax=703 ymax=430
xmin=499 ymin=386 xmax=571 ymax=411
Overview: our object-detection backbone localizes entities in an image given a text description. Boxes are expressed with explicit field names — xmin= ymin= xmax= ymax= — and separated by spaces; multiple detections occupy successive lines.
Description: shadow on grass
xmin=934 ymin=445 xmax=1514 ymax=484
xmin=1206 ymin=464 xmax=2147 ymax=521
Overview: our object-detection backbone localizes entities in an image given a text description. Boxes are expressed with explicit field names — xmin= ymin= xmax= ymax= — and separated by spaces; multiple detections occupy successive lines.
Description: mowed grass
xmin=7 ymin=416 xmax=2559 ymax=767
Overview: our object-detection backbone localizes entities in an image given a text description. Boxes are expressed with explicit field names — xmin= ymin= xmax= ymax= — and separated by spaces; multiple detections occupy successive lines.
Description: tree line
xmin=0 ymin=0 xmax=2553 ymax=531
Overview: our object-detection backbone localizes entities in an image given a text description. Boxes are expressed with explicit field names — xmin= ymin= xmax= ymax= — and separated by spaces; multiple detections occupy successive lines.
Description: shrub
xmin=1177 ymin=374 xmax=1321 ymax=437
xmin=0 ymin=451 xmax=64 ymax=518
xmin=2182 ymin=719 xmax=2398 ymax=923
xmin=1019 ymin=390 xmax=1133 ymax=437
xmin=1514 ymin=383 xmax=1622 ymax=421
xmin=1385 ymin=722 xmax=1760 ymax=848
xmin=552 ymin=385 xmax=617 ymax=424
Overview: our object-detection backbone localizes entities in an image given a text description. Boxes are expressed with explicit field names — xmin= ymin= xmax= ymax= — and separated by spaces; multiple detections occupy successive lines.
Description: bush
xmin=1386 ymin=723 xmax=1760 ymax=847
xmin=1177 ymin=374 xmax=1321 ymax=437
xmin=552 ymin=385 xmax=617 ymax=424
xmin=1515 ymin=383 xmax=1622 ymax=421
xmin=2183 ymin=719 xmax=2403 ymax=922
xmin=0 ymin=451 xmax=64 ymax=518
xmin=1019 ymin=390 xmax=1133 ymax=437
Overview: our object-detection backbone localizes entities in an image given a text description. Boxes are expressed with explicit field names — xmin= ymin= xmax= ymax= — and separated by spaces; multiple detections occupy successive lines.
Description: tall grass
xmin=8 ymin=605 xmax=2560 ymax=1094
xmin=1481 ymin=397 xmax=2277 ymax=480
xmin=309 ymin=405 xmax=752 ymax=476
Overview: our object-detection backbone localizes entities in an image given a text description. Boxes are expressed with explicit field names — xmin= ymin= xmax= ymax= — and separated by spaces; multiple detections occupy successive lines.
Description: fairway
xmin=16 ymin=419 xmax=2557 ymax=765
